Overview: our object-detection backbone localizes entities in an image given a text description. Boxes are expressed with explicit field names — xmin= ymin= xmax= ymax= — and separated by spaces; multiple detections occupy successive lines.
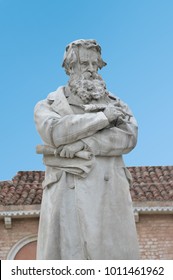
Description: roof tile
xmin=0 ymin=167 xmax=173 ymax=205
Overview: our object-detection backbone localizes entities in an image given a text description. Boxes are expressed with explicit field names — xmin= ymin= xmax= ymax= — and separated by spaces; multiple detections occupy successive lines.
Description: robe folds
xmin=34 ymin=86 xmax=139 ymax=259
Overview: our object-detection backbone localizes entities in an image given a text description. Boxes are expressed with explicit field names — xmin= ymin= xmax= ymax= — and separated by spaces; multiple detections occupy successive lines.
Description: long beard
xmin=68 ymin=72 xmax=109 ymax=104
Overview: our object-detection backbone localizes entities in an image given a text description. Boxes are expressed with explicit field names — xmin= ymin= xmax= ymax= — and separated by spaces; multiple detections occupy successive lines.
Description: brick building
xmin=0 ymin=166 xmax=173 ymax=260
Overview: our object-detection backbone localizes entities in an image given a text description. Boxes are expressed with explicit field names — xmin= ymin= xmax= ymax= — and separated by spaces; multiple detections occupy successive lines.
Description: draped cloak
xmin=34 ymin=86 xmax=139 ymax=259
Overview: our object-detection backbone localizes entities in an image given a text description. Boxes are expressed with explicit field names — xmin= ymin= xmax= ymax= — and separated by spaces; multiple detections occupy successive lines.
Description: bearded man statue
xmin=34 ymin=39 xmax=139 ymax=260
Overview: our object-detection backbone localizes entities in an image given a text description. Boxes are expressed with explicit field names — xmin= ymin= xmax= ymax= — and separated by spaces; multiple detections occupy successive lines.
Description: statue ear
xmin=98 ymin=60 xmax=107 ymax=70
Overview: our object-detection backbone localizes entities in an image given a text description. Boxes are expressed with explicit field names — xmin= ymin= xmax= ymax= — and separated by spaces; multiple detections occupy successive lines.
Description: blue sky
xmin=0 ymin=0 xmax=173 ymax=180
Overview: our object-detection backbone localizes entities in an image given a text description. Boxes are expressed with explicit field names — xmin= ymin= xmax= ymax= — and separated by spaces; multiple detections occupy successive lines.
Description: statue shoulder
xmin=34 ymin=86 xmax=65 ymax=113
xmin=46 ymin=86 xmax=73 ymax=115
xmin=107 ymin=93 xmax=130 ymax=111
xmin=108 ymin=92 xmax=117 ymax=101
xmin=107 ymin=92 xmax=121 ymax=104
xmin=47 ymin=86 xmax=65 ymax=102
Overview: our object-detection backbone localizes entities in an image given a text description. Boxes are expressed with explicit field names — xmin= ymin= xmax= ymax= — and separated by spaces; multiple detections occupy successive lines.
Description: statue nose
xmin=88 ymin=68 xmax=94 ymax=74
xmin=88 ymin=63 xmax=94 ymax=73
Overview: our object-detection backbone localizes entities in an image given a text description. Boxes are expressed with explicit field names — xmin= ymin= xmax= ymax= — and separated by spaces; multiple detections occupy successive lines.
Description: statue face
xmin=73 ymin=48 xmax=99 ymax=76
xmin=68 ymin=47 xmax=107 ymax=103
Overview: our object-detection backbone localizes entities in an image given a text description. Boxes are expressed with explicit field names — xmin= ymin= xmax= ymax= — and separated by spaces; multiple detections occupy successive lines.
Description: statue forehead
xmin=78 ymin=47 xmax=99 ymax=61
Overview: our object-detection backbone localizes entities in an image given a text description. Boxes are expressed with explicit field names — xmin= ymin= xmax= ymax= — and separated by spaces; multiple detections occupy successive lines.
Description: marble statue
xmin=34 ymin=39 xmax=139 ymax=259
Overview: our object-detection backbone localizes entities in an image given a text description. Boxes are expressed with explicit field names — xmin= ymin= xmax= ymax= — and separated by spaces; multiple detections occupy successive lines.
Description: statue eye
xmin=81 ymin=61 xmax=88 ymax=66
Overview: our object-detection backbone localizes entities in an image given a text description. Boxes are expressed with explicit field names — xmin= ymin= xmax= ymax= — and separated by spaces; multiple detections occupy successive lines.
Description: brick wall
xmin=1 ymin=214 xmax=173 ymax=259
xmin=0 ymin=218 xmax=38 ymax=260
xmin=136 ymin=214 xmax=173 ymax=259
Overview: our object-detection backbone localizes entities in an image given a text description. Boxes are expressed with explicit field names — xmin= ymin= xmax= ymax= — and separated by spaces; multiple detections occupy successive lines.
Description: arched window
xmin=7 ymin=235 xmax=37 ymax=260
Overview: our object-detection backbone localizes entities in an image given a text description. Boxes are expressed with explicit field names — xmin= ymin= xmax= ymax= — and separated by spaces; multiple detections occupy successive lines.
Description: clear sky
xmin=0 ymin=0 xmax=173 ymax=180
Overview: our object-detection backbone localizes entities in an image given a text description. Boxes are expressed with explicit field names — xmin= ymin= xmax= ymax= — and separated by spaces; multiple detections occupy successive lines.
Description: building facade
xmin=0 ymin=166 xmax=173 ymax=260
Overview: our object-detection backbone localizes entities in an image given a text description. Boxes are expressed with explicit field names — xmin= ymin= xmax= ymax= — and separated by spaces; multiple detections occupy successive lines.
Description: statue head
xmin=62 ymin=39 xmax=107 ymax=76
xmin=63 ymin=39 xmax=108 ymax=104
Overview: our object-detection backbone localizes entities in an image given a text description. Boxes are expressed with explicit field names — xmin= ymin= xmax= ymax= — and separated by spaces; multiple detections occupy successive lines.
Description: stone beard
xmin=68 ymin=72 xmax=109 ymax=104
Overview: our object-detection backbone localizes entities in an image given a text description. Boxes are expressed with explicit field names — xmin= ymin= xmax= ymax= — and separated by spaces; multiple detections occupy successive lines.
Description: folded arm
xmin=34 ymin=99 xmax=109 ymax=147
xmin=82 ymin=101 xmax=138 ymax=156
xmin=34 ymin=95 xmax=138 ymax=158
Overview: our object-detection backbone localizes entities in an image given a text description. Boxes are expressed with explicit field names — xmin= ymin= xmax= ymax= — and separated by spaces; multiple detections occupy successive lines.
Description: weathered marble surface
xmin=34 ymin=39 xmax=139 ymax=259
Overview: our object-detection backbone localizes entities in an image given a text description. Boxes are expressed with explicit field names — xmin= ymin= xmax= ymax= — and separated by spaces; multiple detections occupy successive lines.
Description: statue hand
xmin=104 ymin=105 xmax=125 ymax=123
xmin=59 ymin=141 xmax=85 ymax=158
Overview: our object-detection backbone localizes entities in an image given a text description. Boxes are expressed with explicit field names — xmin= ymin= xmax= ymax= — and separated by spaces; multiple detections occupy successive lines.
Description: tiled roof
xmin=0 ymin=171 xmax=44 ymax=206
xmin=0 ymin=166 xmax=173 ymax=205
xmin=129 ymin=166 xmax=173 ymax=201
